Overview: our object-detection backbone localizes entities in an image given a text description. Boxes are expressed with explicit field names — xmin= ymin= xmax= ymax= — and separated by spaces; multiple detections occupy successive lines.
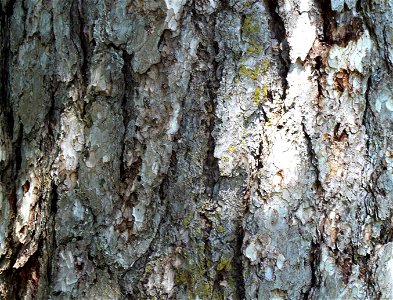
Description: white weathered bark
xmin=0 ymin=0 xmax=393 ymax=299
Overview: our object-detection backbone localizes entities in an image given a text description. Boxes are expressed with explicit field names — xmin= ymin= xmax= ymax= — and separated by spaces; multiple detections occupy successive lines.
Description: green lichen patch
xmin=217 ymin=225 xmax=225 ymax=233
xmin=175 ymin=263 xmax=216 ymax=299
xmin=238 ymin=61 xmax=269 ymax=81
xmin=262 ymin=60 xmax=269 ymax=74
xmin=175 ymin=243 xmax=219 ymax=299
xmin=217 ymin=257 xmax=232 ymax=272
xmin=228 ymin=145 xmax=236 ymax=153
xmin=182 ymin=212 xmax=193 ymax=226
xmin=246 ymin=40 xmax=262 ymax=57
xmin=239 ymin=65 xmax=260 ymax=80
xmin=243 ymin=0 xmax=253 ymax=9
xmin=253 ymin=84 xmax=269 ymax=105
xmin=242 ymin=15 xmax=261 ymax=38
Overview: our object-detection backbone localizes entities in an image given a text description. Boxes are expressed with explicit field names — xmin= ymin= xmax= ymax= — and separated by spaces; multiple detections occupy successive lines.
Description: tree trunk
xmin=1 ymin=0 xmax=392 ymax=299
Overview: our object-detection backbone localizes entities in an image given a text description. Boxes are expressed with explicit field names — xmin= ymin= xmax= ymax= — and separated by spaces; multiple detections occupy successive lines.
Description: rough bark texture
xmin=1 ymin=0 xmax=393 ymax=299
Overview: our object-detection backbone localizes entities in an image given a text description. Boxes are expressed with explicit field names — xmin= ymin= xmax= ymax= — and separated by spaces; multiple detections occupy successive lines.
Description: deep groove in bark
xmin=71 ymin=0 xmax=89 ymax=89
xmin=233 ymin=223 xmax=246 ymax=299
xmin=119 ymin=51 xmax=134 ymax=182
xmin=315 ymin=0 xmax=336 ymax=44
xmin=362 ymin=76 xmax=372 ymax=155
xmin=265 ymin=0 xmax=289 ymax=102
xmin=0 ymin=1 xmax=15 ymax=138
xmin=302 ymin=241 xmax=321 ymax=299
xmin=46 ymin=183 xmax=58 ymax=291
xmin=204 ymin=87 xmax=220 ymax=199
xmin=14 ymin=124 xmax=23 ymax=180
xmin=302 ymin=123 xmax=322 ymax=194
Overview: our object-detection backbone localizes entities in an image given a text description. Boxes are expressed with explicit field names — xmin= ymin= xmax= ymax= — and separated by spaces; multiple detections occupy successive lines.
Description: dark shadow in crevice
xmin=265 ymin=0 xmax=290 ymax=101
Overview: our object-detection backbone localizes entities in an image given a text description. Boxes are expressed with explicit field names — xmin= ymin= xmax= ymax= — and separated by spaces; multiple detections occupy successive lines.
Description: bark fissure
xmin=47 ymin=183 xmax=58 ymax=289
xmin=315 ymin=0 xmax=335 ymax=44
xmin=0 ymin=1 xmax=15 ymax=138
xmin=119 ymin=51 xmax=134 ymax=183
xmin=302 ymin=123 xmax=323 ymax=195
xmin=265 ymin=0 xmax=290 ymax=102
xmin=302 ymin=240 xmax=321 ymax=299
xmin=71 ymin=0 xmax=89 ymax=88
xmin=203 ymin=89 xmax=220 ymax=199
xmin=233 ymin=223 xmax=246 ymax=299
xmin=362 ymin=76 xmax=372 ymax=156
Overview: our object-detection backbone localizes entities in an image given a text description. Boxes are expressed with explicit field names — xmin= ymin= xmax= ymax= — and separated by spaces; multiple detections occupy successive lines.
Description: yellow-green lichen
xmin=217 ymin=257 xmax=232 ymax=272
xmin=262 ymin=60 xmax=269 ymax=74
xmin=253 ymin=84 xmax=269 ymax=105
xmin=242 ymin=15 xmax=260 ymax=37
xmin=175 ymin=270 xmax=190 ymax=285
xmin=228 ymin=145 xmax=236 ymax=153
xmin=182 ymin=212 xmax=193 ymax=226
xmin=243 ymin=0 xmax=253 ymax=8
xmin=217 ymin=225 xmax=225 ymax=233
xmin=175 ymin=248 xmax=216 ymax=299
xmin=144 ymin=264 xmax=154 ymax=274
xmin=239 ymin=65 xmax=260 ymax=80
xmin=246 ymin=41 xmax=262 ymax=57
xmin=228 ymin=275 xmax=236 ymax=288
xmin=239 ymin=61 xmax=269 ymax=80
xmin=197 ymin=281 xmax=213 ymax=299
xmin=221 ymin=156 xmax=229 ymax=162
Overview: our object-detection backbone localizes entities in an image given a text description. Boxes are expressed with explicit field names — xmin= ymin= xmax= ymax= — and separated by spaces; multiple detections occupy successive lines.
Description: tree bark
xmin=1 ymin=0 xmax=393 ymax=299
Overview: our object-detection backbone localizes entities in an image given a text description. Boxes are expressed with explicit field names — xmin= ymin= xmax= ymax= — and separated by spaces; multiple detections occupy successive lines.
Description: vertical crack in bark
xmin=301 ymin=123 xmax=322 ymax=298
xmin=204 ymin=67 xmax=220 ymax=199
xmin=302 ymin=240 xmax=321 ymax=299
xmin=233 ymin=223 xmax=246 ymax=299
xmin=362 ymin=76 xmax=372 ymax=159
xmin=70 ymin=0 xmax=90 ymax=124
xmin=71 ymin=0 xmax=89 ymax=89
xmin=206 ymin=16 xmax=248 ymax=293
xmin=302 ymin=123 xmax=323 ymax=195
xmin=0 ymin=11 xmax=15 ymax=277
xmin=315 ymin=0 xmax=336 ymax=44
xmin=201 ymin=39 xmax=224 ymax=297
xmin=265 ymin=0 xmax=290 ymax=103
xmin=77 ymin=0 xmax=89 ymax=87
xmin=5 ymin=178 xmax=55 ymax=299
xmin=13 ymin=124 xmax=23 ymax=180
xmin=46 ymin=183 xmax=58 ymax=291
xmin=119 ymin=51 xmax=134 ymax=182
xmin=0 ymin=1 xmax=15 ymax=139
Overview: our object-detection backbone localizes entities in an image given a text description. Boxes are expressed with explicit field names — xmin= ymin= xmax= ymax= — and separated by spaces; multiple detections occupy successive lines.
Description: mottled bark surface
xmin=1 ymin=0 xmax=393 ymax=299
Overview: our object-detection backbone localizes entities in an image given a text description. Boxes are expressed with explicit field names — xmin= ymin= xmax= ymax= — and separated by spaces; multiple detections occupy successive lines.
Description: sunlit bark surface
xmin=1 ymin=0 xmax=393 ymax=299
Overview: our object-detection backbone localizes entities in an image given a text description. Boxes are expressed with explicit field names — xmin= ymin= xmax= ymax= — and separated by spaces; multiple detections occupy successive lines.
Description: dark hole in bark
xmin=333 ymin=123 xmax=349 ymax=142
xmin=22 ymin=180 xmax=30 ymax=194
xmin=75 ymin=261 xmax=84 ymax=271
xmin=9 ymin=188 xmax=17 ymax=215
